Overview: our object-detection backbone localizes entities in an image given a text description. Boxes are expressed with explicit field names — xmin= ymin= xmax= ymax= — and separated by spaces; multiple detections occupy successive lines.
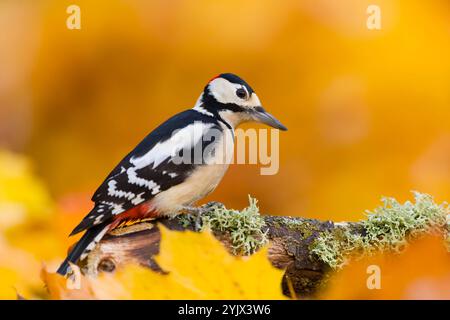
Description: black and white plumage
xmin=57 ymin=73 xmax=287 ymax=275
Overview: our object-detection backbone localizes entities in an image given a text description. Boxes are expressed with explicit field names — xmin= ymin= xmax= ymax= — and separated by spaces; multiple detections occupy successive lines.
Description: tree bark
xmin=73 ymin=192 xmax=449 ymax=298
xmin=80 ymin=213 xmax=362 ymax=298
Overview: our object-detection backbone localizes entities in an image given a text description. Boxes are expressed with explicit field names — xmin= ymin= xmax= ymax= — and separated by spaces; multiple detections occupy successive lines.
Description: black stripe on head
xmin=218 ymin=73 xmax=254 ymax=95
xmin=201 ymin=87 xmax=247 ymax=114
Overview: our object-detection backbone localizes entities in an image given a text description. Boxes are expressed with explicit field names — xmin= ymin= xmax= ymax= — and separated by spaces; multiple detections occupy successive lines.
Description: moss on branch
xmin=177 ymin=192 xmax=449 ymax=270
xmin=87 ymin=191 xmax=450 ymax=297
xmin=178 ymin=196 xmax=268 ymax=255
xmin=310 ymin=192 xmax=449 ymax=269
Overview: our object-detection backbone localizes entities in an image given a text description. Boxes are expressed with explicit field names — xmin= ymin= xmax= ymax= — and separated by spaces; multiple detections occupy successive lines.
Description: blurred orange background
xmin=1 ymin=0 xmax=449 ymax=223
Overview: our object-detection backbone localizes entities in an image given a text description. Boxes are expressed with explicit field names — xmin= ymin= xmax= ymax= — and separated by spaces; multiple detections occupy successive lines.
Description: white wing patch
xmin=126 ymin=121 xmax=215 ymax=198
xmin=129 ymin=121 xmax=214 ymax=169
xmin=93 ymin=122 xmax=215 ymax=217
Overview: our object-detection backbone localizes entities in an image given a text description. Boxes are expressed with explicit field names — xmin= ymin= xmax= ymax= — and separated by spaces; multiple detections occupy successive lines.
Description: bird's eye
xmin=236 ymin=88 xmax=248 ymax=100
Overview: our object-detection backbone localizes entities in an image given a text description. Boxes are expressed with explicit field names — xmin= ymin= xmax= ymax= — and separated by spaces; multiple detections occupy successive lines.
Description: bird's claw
xmin=182 ymin=202 xmax=223 ymax=231
xmin=182 ymin=202 xmax=224 ymax=231
xmin=194 ymin=211 xmax=203 ymax=232
xmin=202 ymin=201 xmax=224 ymax=210
xmin=182 ymin=206 xmax=205 ymax=231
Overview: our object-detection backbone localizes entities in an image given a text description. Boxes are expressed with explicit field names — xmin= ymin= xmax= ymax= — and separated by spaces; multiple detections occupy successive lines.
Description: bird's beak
xmin=252 ymin=107 xmax=288 ymax=131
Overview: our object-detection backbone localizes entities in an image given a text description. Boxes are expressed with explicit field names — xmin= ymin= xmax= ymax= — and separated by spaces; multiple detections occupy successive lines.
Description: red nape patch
xmin=108 ymin=202 xmax=159 ymax=230
xmin=208 ymin=74 xmax=221 ymax=83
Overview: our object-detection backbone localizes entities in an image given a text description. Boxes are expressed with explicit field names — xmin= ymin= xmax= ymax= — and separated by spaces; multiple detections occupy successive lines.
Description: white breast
xmin=151 ymin=123 xmax=235 ymax=216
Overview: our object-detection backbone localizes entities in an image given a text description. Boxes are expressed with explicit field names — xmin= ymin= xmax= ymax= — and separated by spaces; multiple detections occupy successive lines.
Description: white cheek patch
xmin=208 ymin=78 xmax=261 ymax=108
xmin=249 ymin=93 xmax=262 ymax=107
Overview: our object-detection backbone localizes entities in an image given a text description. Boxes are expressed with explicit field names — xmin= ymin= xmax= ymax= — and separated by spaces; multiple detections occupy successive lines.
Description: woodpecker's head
xmin=194 ymin=73 xmax=287 ymax=130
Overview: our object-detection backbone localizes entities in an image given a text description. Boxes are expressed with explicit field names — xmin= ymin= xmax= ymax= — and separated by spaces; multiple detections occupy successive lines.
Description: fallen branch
xmin=79 ymin=193 xmax=449 ymax=297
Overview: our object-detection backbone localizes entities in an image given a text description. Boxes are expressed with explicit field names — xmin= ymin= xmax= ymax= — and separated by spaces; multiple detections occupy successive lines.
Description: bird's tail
xmin=56 ymin=222 xmax=110 ymax=276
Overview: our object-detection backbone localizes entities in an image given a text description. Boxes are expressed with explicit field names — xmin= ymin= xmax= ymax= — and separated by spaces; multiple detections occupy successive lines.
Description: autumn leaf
xmin=0 ymin=151 xmax=89 ymax=264
xmin=144 ymin=225 xmax=285 ymax=299
xmin=0 ymin=238 xmax=45 ymax=299
xmin=0 ymin=268 xmax=21 ymax=300
xmin=41 ymin=264 xmax=97 ymax=300
xmin=0 ymin=151 xmax=53 ymax=231
xmin=43 ymin=226 xmax=286 ymax=299
xmin=320 ymin=236 xmax=450 ymax=299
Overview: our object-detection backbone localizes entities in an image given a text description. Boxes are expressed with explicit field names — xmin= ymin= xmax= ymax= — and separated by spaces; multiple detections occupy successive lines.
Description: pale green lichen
xmin=311 ymin=192 xmax=449 ymax=269
xmin=202 ymin=196 xmax=268 ymax=255
xmin=310 ymin=231 xmax=344 ymax=269
xmin=178 ymin=196 xmax=268 ymax=255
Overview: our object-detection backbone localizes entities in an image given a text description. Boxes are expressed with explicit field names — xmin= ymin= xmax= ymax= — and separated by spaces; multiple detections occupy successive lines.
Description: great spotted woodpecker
xmin=57 ymin=73 xmax=287 ymax=275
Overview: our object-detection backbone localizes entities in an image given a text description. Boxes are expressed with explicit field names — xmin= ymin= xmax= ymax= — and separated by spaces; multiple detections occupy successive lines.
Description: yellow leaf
xmin=0 ymin=151 xmax=53 ymax=230
xmin=0 ymin=267 xmax=21 ymax=299
xmin=152 ymin=226 xmax=285 ymax=299
xmin=0 ymin=238 xmax=44 ymax=299
xmin=44 ymin=226 xmax=286 ymax=299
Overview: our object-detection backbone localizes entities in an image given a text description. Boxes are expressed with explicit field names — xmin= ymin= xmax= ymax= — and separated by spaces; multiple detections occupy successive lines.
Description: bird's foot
xmin=201 ymin=201 xmax=224 ymax=210
xmin=182 ymin=202 xmax=223 ymax=231
xmin=182 ymin=206 xmax=205 ymax=231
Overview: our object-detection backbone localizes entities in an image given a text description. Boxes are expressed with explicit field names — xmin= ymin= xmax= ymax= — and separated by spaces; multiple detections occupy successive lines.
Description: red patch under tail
xmin=108 ymin=202 xmax=159 ymax=231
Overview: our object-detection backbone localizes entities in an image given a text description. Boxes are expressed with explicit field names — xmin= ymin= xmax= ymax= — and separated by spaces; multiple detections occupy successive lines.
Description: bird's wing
xmin=71 ymin=110 xmax=221 ymax=235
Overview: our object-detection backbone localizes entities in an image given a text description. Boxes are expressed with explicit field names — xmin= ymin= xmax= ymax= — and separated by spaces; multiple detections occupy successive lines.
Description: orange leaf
xmin=320 ymin=236 xmax=450 ymax=299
